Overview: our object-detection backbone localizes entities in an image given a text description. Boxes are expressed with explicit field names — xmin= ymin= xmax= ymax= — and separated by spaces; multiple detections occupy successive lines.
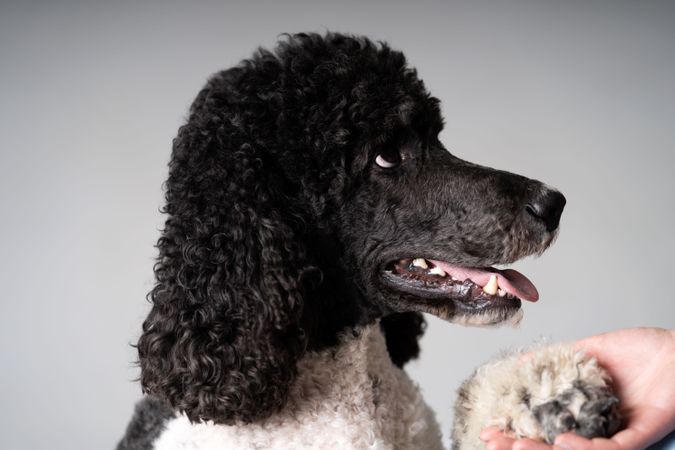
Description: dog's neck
xmin=301 ymin=231 xmax=381 ymax=352
xmin=153 ymin=323 xmax=445 ymax=449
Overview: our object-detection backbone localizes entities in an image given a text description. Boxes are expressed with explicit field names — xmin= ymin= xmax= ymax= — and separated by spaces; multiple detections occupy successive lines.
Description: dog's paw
xmin=452 ymin=345 xmax=622 ymax=449
xmin=532 ymin=381 xmax=621 ymax=443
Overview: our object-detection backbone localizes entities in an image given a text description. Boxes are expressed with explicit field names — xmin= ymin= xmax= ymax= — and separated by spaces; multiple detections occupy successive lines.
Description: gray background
xmin=1 ymin=1 xmax=673 ymax=449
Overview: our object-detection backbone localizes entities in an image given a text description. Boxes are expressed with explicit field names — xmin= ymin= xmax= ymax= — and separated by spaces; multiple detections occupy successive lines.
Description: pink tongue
xmin=429 ymin=260 xmax=539 ymax=302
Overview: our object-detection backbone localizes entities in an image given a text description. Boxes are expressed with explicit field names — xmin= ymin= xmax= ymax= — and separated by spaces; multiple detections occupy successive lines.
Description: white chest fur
xmin=153 ymin=323 xmax=444 ymax=450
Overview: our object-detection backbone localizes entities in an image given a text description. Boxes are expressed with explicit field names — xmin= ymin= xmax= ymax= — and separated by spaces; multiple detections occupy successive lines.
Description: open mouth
xmin=381 ymin=257 xmax=538 ymax=314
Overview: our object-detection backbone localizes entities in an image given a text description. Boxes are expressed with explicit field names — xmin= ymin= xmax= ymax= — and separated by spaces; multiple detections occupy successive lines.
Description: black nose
xmin=525 ymin=189 xmax=566 ymax=232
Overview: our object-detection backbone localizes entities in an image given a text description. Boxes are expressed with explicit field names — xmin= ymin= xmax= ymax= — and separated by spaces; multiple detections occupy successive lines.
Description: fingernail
xmin=554 ymin=444 xmax=571 ymax=450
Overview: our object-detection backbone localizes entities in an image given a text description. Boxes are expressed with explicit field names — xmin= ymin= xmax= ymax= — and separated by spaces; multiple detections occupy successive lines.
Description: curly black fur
xmin=380 ymin=312 xmax=426 ymax=367
xmin=136 ymin=32 xmax=565 ymax=427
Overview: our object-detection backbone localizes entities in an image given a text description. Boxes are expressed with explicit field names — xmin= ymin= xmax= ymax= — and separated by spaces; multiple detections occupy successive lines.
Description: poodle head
xmin=137 ymin=32 xmax=565 ymax=424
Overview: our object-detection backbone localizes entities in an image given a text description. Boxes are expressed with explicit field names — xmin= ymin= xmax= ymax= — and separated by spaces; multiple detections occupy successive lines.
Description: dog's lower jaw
xmin=152 ymin=322 xmax=444 ymax=450
xmin=383 ymin=291 xmax=524 ymax=328
xmin=449 ymin=307 xmax=524 ymax=328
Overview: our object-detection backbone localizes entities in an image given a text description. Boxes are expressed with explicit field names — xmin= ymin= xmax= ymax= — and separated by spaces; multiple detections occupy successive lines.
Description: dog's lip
xmin=380 ymin=257 xmax=539 ymax=303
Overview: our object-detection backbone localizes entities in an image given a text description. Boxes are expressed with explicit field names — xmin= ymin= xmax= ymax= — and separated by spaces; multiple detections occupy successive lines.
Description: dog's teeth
xmin=428 ymin=266 xmax=446 ymax=277
xmin=412 ymin=258 xmax=428 ymax=269
xmin=482 ymin=274 xmax=499 ymax=295
xmin=498 ymin=289 xmax=506 ymax=297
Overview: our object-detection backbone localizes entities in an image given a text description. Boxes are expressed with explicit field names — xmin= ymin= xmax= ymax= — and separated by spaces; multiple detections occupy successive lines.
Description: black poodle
xmin=118 ymin=32 xmax=566 ymax=449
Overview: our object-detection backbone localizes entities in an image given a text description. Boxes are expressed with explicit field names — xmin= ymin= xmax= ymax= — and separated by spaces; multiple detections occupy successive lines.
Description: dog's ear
xmin=137 ymin=79 xmax=312 ymax=424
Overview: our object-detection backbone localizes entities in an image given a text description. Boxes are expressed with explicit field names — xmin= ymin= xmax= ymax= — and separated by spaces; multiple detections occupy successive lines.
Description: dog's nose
xmin=525 ymin=189 xmax=566 ymax=232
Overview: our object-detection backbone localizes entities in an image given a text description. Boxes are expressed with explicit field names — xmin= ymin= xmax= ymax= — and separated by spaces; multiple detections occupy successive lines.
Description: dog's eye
xmin=375 ymin=151 xmax=402 ymax=169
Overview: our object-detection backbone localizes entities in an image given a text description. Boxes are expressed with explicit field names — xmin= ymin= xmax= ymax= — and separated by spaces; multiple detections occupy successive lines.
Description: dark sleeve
xmin=647 ymin=429 xmax=675 ymax=450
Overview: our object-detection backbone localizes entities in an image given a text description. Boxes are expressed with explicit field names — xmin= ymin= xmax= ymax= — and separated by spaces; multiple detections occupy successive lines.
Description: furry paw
xmin=452 ymin=345 xmax=622 ymax=449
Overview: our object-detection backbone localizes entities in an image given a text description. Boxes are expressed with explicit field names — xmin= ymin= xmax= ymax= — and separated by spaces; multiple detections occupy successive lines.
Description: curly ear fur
xmin=137 ymin=67 xmax=315 ymax=424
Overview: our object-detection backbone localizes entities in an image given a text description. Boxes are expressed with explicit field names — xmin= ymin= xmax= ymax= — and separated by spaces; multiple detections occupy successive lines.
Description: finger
xmin=602 ymin=426 xmax=658 ymax=450
xmin=485 ymin=436 xmax=518 ymax=450
xmin=554 ymin=433 xmax=618 ymax=450
xmin=481 ymin=427 xmax=506 ymax=441
xmin=556 ymin=424 xmax=663 ymax=450
xmin=554 ymin=433 xmax=594 ymax=450
xmin=512 ymin=437 xmax=553 ymax=450
xmin=610 ymin=407 xmax=675 ymax=449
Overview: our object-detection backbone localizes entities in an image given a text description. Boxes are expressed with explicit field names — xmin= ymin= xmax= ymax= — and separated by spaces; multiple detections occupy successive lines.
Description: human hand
xmin=480 ymin=327 xmax=675 ymax=450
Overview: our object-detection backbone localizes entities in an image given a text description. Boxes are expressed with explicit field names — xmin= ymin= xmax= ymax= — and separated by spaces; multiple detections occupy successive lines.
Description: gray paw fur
xmin=452 ymin=345 xmax=622 ymax=449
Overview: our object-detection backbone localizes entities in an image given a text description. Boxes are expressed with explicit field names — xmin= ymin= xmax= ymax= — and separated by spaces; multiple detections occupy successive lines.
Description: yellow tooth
xmin=483 ymin=274 xmax=499 ymax=295
xmin=412 ymin=258 xmax=428 ymax=269
xmin=429 ymin=266 xmax=446 ymax=277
